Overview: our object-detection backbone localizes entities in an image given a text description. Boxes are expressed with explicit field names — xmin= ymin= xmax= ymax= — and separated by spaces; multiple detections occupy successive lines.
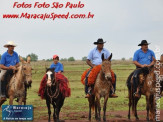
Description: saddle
xmin=81 ymin=65 xmax=115 ymax=86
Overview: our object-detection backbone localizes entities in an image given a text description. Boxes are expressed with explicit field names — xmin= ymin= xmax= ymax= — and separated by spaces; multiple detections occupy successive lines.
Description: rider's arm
xmin=86 ymin=59 xmax=95 ymax=68
xmin=0 ymin=64 xmax=12 ymax=70
xmin=148 ymin=60 xmax=155 ymax=67
xmin=133 ymin=61 xmax=144 ymax=68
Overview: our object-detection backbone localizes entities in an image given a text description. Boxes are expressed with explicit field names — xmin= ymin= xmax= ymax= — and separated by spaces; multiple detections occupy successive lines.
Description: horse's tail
xmin=126 ymin=71 xmax=134 ymax=90
xmin=89 ymin=95 xmax=95 ymax=111
xmin=126 ymin=71 xmax=135 ymax=114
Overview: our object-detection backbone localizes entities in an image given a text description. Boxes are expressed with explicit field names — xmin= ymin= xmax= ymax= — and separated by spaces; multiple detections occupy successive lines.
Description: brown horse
xmin=127 ymin=64 xmax=157 ymax=121
xmin=88 ymin=53 xmax=113 ymax=121
xmin=0 ymin=56 xmax=32 ymax=106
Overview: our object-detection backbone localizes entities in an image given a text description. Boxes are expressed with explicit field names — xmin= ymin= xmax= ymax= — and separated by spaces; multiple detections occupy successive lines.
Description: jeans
xmin=85 ymin=69 xmax=92 ymax=94
xmin=110 ymin=73 xmax=116 ymax=95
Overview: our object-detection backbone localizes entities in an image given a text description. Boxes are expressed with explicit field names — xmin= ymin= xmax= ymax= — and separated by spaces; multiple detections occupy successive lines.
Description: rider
xmin=85 ymin=38 xmax=118 ymax=98
xmin=50 ymin=55 xmax=63 ymax=73
xmin=0 ymin=41 xmax=20 ymax=101
xmin=133 ymin=40 xmax=156 ymax=98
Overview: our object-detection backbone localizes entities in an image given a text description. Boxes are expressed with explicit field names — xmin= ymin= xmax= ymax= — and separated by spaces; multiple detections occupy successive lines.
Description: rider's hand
xmin=8 ymin=66 xmax=16 ymax=70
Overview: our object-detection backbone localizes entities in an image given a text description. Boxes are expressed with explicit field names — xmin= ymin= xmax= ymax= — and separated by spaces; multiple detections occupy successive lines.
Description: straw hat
xmin=4 ymin=41 xmax=17 ymax=48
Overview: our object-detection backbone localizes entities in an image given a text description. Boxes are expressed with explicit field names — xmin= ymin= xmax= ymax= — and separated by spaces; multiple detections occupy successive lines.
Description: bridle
xmin=46 ymin=71 xmax=59 ymax=103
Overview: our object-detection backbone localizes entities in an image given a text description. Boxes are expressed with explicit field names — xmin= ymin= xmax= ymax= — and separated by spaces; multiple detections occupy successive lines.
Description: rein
xmin=46 ymin=76 xmax=59 ymax=103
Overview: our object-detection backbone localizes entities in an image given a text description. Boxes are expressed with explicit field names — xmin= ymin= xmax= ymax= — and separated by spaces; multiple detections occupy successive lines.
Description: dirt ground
xmin=36 ymin=110 xmax=163 ymax=122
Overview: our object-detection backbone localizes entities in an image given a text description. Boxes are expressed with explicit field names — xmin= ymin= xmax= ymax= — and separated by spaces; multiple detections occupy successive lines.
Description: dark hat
xmin=138 ymin=40 xmax=150 ymax=46
xmin=94 ymin=38 xmax=106 ymax=45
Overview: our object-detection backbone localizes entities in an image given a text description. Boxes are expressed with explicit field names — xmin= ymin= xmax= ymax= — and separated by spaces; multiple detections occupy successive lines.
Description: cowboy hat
xmin=138 ymin=40 xmax=150 ymax=46
xmin=4 ymin=41 xmax=17 ymax=48
xmin=94 ymin=38 xmax=106 ymax=45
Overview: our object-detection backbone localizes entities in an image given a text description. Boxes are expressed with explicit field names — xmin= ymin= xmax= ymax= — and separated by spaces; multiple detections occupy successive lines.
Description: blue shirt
xmin=133 ymin=48 xmax=156 ymax=65
xmin=0 ymin=51 xmax=19 ymax=67
xmin=50 ymin=62 xmax=63 ymax=73
xmin=87 ymin=47 xmax=111 ymax=65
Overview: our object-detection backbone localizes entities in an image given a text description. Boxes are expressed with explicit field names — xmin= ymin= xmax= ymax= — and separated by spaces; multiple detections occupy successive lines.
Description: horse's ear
xmin=19 ymin=56 xmax=25 ymax=63
xmin=101 ymin=53 xmax=105 ymax=61
xmin=45 ymin=67 xmax=48 ymax=72
xmin=108 ymin=53 xmax=112 ymax=61
xmin=152 ymin=56 xmax=156 ymax=63
xmin=27 ymin=56 xmax=31 ymax=63
xmin=51 ymin=68 xmax=55 ymax=72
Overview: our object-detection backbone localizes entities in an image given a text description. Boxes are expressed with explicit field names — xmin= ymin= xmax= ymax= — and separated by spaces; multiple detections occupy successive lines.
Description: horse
xmin=0 ymin=56 xmax=32 ymax=106
xmin=44 ymin=68 xmax=65 ymax=122
xmin=127 ymin=64 xmax=157 ymax=121
xmin=88 ymin=53 xmax=113 ymax=122
xmin=8 ymin=56 xmax=32 ymax=105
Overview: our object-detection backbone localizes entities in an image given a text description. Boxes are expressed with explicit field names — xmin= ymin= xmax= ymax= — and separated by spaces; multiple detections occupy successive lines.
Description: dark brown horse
xmin=44 ymin=68 xmax=65 ymax=122
xmin=127 ymin=65 xmax=156 ymax=121
xmin=88 ymin=53 xmax=113 ymax=121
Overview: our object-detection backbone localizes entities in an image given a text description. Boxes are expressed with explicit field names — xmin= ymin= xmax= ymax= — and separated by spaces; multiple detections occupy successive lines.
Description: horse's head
xmin=101 ymin=53 xmax=112 ymax=81
xmin=154 ymin=58 xmax=163 ymax=81
xmin=46 ymin=68 xmax=55 ymax=87
xmin=20 ymin=56 xmax=33 ymax=87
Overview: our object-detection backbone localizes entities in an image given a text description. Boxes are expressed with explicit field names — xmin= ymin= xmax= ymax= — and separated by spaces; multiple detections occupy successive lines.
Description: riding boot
xmin=109 ymin=74 xmax=118 ymax=98
xmin=85 ymin=69 xmax=92 ymax=98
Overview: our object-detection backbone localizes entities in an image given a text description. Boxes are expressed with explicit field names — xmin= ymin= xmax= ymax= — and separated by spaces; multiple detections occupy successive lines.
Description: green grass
xmin=0 ymin=60 xmax=162 ymax=120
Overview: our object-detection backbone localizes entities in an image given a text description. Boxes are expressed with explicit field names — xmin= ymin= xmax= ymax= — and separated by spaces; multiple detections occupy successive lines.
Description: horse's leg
xmin=95 ymin=99 xmax=98 ymax=120
xmin=134 ymin=97 xmax=139 ymax=120
xmin=88 ymin=97 xmax=91 ymax=121
xmin=46 ymin=99 xmax=51 ymax=122
xmin=146 ymin=96 xmax=150 ymax=121
xmin=52 ymin=103 xmax=56 ymax=122
xmin=103 ymin=95 xmax=109 ymax=122
xmin=18 ymin=97 xmax=23 ymax=105
xmin=96 ymin=95 xmax=101 ymax=121
xmin=24 ymin=86 xmax=27 ymax=105
xmin=128 ymin=90 xmax=131 ymax=120
xmin=149 ymin=95 xmax=155 ymax=121
xmin=9 ymin=96 xmax=14 ymax=105
xmin=55 ymin=107 xmax=59 ymax=122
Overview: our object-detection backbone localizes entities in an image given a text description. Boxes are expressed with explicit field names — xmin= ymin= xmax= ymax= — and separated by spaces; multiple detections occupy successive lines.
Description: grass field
xmin=0 ymin=60 xmax=163 ymax=121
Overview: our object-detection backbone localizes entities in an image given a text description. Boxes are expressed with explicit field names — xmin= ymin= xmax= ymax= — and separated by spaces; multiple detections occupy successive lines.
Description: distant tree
xmin=129 ymin=57 xmax=133 ymax=61
xmin=46 ymin=58 xmax=53 ymax=61
xmin=82 ymin=56 xmax=87 ymax=61
xmin=68 ymin=57 xmax=75 ymax=61
xmin=60 ymin=58 xmax=68 ymax=61
xmin=121 ymin=57 xmax=126 ymax=61
xmin=27 ymin=53 xmax=38 ymax=61
xmin=0 ymin=54 xmax=1 ymax=60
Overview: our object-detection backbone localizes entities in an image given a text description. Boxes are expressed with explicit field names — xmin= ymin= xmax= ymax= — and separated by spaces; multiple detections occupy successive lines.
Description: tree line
xmin=0 ymin=53 xmax=133 ymax=61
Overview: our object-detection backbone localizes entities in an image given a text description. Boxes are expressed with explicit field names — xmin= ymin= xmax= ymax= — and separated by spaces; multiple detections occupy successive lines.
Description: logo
xmin=148 ymin=55 xmax=151 ymax=59
xmin=2 ymin=105 xmax=33 ymax=121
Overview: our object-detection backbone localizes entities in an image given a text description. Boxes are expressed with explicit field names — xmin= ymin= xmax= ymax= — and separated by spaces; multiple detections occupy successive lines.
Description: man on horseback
xmin=132 ymin=40 xmax=156 ymax=98
xmin=0 ymin=41 xmax=20 ymax=101
xmin=85 ymin=38 xmax=118 ymax=98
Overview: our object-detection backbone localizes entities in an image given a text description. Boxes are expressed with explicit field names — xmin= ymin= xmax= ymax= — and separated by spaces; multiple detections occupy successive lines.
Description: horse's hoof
xmin=136 ymin=117 xmax=139 ymax=121
xmin=103 ymin=118 xmax=106 ymax=122
xmin=98 ymin=118 xmax=101 ymax=122
xmin=146 ymin=117 xmax=149 ymax=121
xmin=128 ymin=114 xmax=130 ymax=120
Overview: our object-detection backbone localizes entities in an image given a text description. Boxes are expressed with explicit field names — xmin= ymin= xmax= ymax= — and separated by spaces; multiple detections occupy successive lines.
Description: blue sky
xmin=0 ymin=0 xmax=163 ymax=60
